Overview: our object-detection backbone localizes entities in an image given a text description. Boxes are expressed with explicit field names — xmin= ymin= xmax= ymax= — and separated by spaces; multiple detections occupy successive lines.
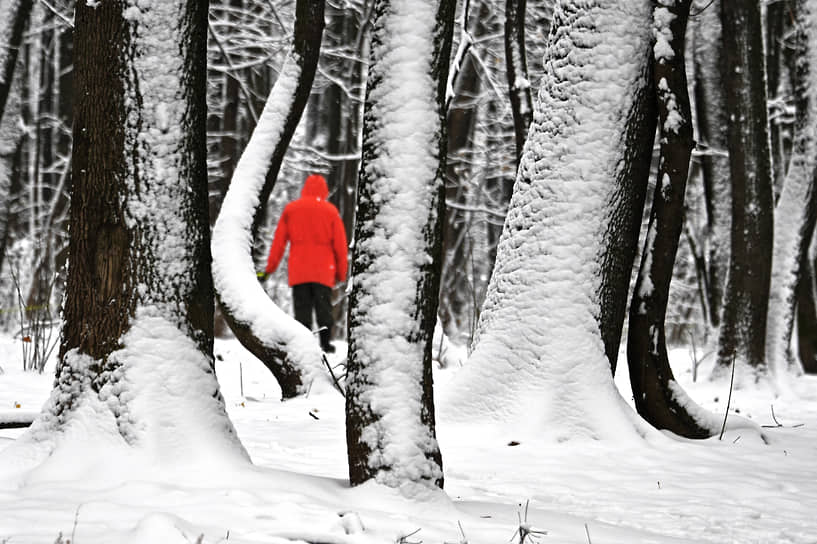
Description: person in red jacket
xmin=264 ymin=174 xmax=348 ymax=353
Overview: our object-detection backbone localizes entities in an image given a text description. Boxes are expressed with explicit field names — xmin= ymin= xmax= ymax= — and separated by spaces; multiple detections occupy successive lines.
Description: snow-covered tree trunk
xmin=0 ymin=0 xmax=33 ymax=125
xmin=211 ymin=0 xmax=327 ymax=399
xmin=0 ymin=54 xmax=24 ymax=278
xmin=691 ymin=0 xmax=730 ymax=328
xmin=441 ymin=0 xmax=656 ymax=441
xmin=505 ymin=0 xmax=533 ymax=164
xmin=627 ymin=0 xmax=716 ymax=438
xmin=766 ymin=0 xmax=817 ymax=380
xmin=715 ymin=0 xmax=775 ymax=380
xmin=345 ymin=0 xmax=456 ymax=490
xmin=22 ymin=0 xmax=248 ymax=466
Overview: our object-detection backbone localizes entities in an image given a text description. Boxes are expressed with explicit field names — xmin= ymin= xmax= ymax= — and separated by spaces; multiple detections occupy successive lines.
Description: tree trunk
xmin=441 ymin=0 xmax=656 ymax=441
xmin=796 ymin=254 xmax=817 ymax=373
xmin=345 ymin=0 xmax=456 ymax=489
xmin=716 ymin=0 xmax=775 ymax=380
xmin=36 ymin=0 xmax=246 ymax=463
xmin=211 ymin=0 xmax=327 ymax=399
xmin=505 ymin=0 xmax=533 ymax=164
xmin=691 ymin=0 xmax=730 ymax=329
xmin=766 ymin=0 xmax=817 ymax=380
xmin=627 ymin=0 xmax=714 ymax=438
xmin=0 ymin=0 xmax=34 ymax=125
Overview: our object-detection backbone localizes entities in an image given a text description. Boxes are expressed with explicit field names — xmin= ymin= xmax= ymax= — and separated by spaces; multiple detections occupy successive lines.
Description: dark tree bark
xmin=796 ymin=255 xmax=817 ymax=373
xmin=51 ymin=0 xmax=244 ymax=459
xmin=691 ymin=0 xmax=730 ymax=329
xmin=211 ymin=0 xmax=326 ymax=399
xmin=0 ymin=0 xmax=34 ymax=125
xmin=715 ymin=0 xmax=775 ymax=377
xmin=505 ymin=0 xmax=533 ymax=164
xmin=346 ymin=0 xmax=456 ymax=489
xmin=627 ymin=0 xmax=712 ymax=438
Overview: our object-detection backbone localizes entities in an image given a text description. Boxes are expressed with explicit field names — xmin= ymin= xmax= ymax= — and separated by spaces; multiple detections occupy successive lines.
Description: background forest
xmin=1 ymin=0 xmax=817 ymax=542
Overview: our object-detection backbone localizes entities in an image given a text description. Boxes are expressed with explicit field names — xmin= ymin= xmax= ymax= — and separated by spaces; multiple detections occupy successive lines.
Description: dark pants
xmin=292 ymin=282 xmax=333 ymax=348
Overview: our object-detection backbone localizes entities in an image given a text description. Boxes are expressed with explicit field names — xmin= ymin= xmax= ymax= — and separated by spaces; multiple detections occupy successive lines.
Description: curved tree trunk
xmin=211 ymin=0 xmax=327 ymax=399
xmin=0 ymin=0 xmax=34 ymax=125
xmin=715 ymin=0 xmax=775 ymax=381
xmin=441 ymin=0 xmax=656 ymax=441
xmin=345 ymin=0 xmax=456 ymax=490
xmin=505 ymin=0 xmax=533 ymax=165
xmin=766 ymin=0 xmax=817 ymax=382
xmin=21 ymin=0 xmax=248 ymax=465
xmin=627 ymin=0 xmax=715 ymax=438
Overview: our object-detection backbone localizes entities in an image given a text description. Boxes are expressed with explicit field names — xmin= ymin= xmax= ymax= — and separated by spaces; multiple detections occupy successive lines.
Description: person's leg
xmin=292 ymin=283 xmax=314 ymax=330
xmin=313 ymin=283 xmax=335 ymax=352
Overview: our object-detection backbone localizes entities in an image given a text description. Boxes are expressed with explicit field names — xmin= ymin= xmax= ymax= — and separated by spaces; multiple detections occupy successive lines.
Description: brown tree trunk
xmin=716 ymin=0 xmax=775 ymax=377
xmin=56 ymin=0 xmax=224 ymax=431
xmin=627 ymin=0 xmax=712 ymax=438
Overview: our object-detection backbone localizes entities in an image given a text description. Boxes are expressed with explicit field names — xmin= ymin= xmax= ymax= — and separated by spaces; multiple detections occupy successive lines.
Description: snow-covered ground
xmin=1 ymin=332 xmax=816 ymax=543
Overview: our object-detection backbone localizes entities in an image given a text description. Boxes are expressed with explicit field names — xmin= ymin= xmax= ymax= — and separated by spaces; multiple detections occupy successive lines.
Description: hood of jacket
xmin=301 ymin=174 xmax=329 ymax=200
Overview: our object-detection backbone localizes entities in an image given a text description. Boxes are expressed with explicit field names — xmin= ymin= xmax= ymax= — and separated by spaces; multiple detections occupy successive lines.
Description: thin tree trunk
xmin=505 ymin=0 xmax=533 ymax=164
xmin=691 ymin=0 xmax=730 ymax=328
xmin=345 ymin=0 xmax=456 ymax=489
xmin=796 ymin=253 xmax=817 ymax=373
xmin=716 ymin=0 xmax=775 ymax=379
xmin=628 ymin=0 xmax=713 ymax=438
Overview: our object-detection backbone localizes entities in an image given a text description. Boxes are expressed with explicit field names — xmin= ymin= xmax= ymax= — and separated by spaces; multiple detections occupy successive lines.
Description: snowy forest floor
xmin=1 ymin=333 xmax=816 ymax=543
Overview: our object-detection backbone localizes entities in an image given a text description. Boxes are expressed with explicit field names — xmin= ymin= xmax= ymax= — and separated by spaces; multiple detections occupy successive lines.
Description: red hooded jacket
xmin=265 ymin=175 xmax=348 ymax=287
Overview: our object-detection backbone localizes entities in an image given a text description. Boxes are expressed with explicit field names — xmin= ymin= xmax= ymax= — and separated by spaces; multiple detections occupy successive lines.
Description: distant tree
xmin=627 ymin=0 xmax=716 ymax=438
xmin=30 ymin=0 xmax=247 ymax=460
xmin=796 ymin=256 xmax=817 ymax=373
xmin=0 ymin=0 xmax=33 ymax=124
xmin=690 ymin=0 xmax=730 ymax=329
xmin=345 ymin=0 xmax=456 ymax=489
xmin=715 ymin=0 xmax=775 ymax=381
xmin=211 ymin=0 xmax=327 ymax=399
xmin=505 ymin=0 xmax=533 ymax=164
xmin=766 ymin=0 xmax=817 ymax=380
xmin=441 ymin=0 xmax=656 ymax=440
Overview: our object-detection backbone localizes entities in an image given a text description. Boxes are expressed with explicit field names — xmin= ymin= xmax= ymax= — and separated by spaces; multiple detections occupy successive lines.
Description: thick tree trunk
xmin=441 ymin=0 xmax=656 ymax=441
xmin=716 ymin=0 xmax=775 ymax=380
xmin=505 ymin=0 xmax=533 ymax=164
xmin=345 ymin=0 xmax=455 ymax=489
xmin=627 ymin=0 xmax=714 ymax=438
xmin=211 ymin=0 xmax=327 ymax=399
xmin=41 ymin=0 xmax=246 ymax=463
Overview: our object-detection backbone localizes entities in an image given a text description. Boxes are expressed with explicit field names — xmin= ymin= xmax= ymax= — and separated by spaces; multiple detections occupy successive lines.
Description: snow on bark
xmin=766 ymin=0 xmax=817 ymax=384
xmin=440 ymin=0 xmax=655 ymax=443
xmin=11 ymin=0 xmax=248 ymax=468
xmin=211 ymin=53 xmax=327 ymax=397
xmin=345 ymin=0 xmax=453 ymax=491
